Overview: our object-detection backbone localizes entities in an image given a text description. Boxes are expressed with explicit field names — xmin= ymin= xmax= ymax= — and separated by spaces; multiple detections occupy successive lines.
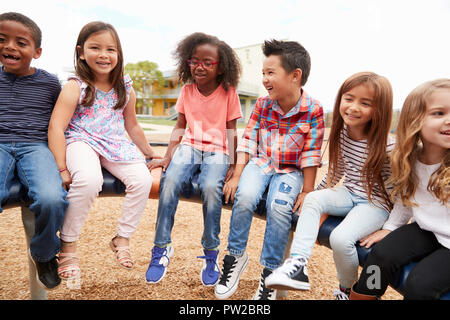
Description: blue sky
xmin=3 ymin=0 xmax=450 ymax=111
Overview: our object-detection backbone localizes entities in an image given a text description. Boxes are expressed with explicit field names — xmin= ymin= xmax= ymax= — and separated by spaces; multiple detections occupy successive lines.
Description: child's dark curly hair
xmin=173 ymin=32 xmax=241 ymax=90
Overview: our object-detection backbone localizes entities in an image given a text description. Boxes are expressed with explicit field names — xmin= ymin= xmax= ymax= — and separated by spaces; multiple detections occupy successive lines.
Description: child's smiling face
xmin=339 ymin=84 xmax=375 ymax=139
xmin=189 ymin=43 xmax=221 ymax=91
xmin=78 ymin=30 xmax=119 ymax=80
xmin=421 ymin=89 xmax=450 ymax=154
xmin=262 ymin=54 xmax=302 ymax=111
xmin=0 ymin=20 xmax=41 ymax=77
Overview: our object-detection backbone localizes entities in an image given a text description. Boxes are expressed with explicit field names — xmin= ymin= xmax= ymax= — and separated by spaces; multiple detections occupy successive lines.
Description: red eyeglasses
xmin=187 ymin=59 xmax=219 ymax=69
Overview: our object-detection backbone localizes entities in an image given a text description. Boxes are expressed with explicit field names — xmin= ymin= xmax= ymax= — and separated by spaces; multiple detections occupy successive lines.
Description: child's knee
xmin=32 ymin=189 xmax=67 ymax=211
xmin=71 ymin=169 xmax=103 ymax=194
xmin=270 ymin=192 xmax=294 ymax=219
xmin=235 ymin=188 xmax=260 ymax=209
xmin=201 ymin=179 xmax=221 ymax=197
xmin=301 ymin=191 xmax=324 ymax=213
xmin=329 ymin=228 xmax=354 ymax=254
xmin=128 ymin=170 xmax=153 ymax=193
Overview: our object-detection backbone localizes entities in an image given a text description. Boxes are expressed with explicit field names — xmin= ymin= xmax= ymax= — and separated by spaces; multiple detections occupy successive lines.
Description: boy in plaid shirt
xmin=215 ymin=39 xmax=325 ymax=300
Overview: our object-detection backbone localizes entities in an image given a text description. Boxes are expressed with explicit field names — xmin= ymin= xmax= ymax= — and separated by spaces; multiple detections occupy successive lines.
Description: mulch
xmin=0 ymin=196 xmax=401 ymax=300
xmin=0 ymin=139 xmax=402 ymax=300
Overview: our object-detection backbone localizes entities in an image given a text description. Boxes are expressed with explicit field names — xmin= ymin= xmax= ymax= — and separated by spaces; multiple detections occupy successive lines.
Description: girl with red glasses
xmin=145 ymin=32 xmax=242 ymax=287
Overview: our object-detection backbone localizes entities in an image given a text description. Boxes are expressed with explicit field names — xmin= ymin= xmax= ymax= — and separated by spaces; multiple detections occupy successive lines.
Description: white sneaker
xmin=265 ymin=257 xmax=311 ymax=291
xmin=252 ymin=268 xmax=277 ymax=300
xmin=214 ymin=253 xmax=249 ymax=300
xmin=333 ymin=288 xmax=350 ymax=300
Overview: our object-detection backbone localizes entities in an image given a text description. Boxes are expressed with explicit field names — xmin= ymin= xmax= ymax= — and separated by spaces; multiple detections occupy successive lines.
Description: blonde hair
xmin=389 ymin=78 xmax=450 ymax=207
xmin=328 ymin=72 xmax=394 ymax=210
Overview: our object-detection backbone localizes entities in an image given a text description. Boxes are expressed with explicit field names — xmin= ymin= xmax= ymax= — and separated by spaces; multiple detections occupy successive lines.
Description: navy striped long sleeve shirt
xmin=0 ymin=67 xmax=61 ymax=142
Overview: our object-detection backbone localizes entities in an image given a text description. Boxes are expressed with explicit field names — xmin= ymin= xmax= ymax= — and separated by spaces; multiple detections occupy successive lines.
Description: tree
xmin=124 ymin=61 xmax=165 ymax=113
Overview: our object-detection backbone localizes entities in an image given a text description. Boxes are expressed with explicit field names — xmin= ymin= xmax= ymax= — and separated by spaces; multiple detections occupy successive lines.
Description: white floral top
xmin=65 ymin=75 xmax=144 ymax=162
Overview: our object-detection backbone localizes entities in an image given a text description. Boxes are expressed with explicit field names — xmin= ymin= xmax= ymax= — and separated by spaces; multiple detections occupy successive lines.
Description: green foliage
xmin=125 ymin=61 xmax=165 ymax=111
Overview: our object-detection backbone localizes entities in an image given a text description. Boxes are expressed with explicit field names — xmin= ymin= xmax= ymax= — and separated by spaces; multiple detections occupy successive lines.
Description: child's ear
xmin=33 ymin=47 xmax=42 ymax=59
xmin=76 ymin=45 xmax=85 ymax=60
xmin=292 ymin=68 xmax=303 ymax=84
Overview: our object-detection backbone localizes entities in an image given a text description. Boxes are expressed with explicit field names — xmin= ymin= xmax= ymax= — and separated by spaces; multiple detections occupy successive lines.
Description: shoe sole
xmin=145 ymin=246 xmax=174 ymax=284
xmin=28 ymin=249 xmax=61 ymax=290
xmin=214 ymin=254 xmax=249 ymax=300
xmin=265 ymin=275 xmax=311 ymax=291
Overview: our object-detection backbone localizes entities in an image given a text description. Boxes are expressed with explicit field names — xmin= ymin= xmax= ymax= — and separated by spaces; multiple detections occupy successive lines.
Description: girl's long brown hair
xmin=389 ymin=79 xmax=450 ymax=207
xmin=74 ymin=21 xmax=126 ymax=109
xmin=327 ymin=72 xmax=393 ymax=210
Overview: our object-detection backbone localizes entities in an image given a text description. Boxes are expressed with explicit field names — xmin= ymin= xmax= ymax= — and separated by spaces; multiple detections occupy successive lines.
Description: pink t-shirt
xmin=176 ymin=83 xmax=242 ymax=155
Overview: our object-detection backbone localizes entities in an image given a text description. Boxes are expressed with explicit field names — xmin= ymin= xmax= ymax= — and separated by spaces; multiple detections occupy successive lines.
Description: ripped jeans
xmin=227 ymin=160 xmax=304 ymax=269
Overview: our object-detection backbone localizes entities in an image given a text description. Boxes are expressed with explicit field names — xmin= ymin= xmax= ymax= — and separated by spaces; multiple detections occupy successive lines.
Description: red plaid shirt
xmin=237 ymin=90 xmax=325 ymax=174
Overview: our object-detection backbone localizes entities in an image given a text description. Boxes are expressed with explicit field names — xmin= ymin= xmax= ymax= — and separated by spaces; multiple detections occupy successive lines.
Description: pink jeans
xmin=60 ymin=141 xmax=152 ymax=242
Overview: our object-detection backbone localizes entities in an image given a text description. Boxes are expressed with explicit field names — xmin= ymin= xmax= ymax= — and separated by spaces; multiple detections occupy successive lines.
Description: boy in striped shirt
xmin=0 ymin=12 xmax=68 ymax=290
xmin=215 ymin=39 xmax=325 ymax=300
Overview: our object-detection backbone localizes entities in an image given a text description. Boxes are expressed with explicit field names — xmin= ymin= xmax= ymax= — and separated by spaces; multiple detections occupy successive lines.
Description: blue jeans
xmin=0 ymin=143 xmax=68 ymax=262
xmin=153 ymin=145 xmax=229 ymax=250
xmin=290 ymin=186 xmax=389 ymax=288
xmin=227 ymin=161 xmax=304 ymax=270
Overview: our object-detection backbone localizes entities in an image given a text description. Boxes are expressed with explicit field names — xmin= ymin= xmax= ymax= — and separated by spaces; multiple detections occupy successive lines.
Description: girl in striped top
xmin=265 ymin=72 xmax=395 ymax=299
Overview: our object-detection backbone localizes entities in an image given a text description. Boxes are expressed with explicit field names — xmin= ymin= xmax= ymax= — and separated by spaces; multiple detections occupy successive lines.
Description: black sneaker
xmin=265 ymin=257 xmax=311 ymax=291
xmin=252 ymin=268 xmax=277 ymax=300
xmin=29 ymin=250 xmax=61 ymax=290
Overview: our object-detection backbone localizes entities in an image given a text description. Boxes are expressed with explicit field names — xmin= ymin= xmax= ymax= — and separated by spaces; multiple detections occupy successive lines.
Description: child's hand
xmin=359 ymin=229 xmax=391 ymax=248
xmin=293 ymin=191 xmax=308 ymax=215
xmin=60 ymin=170 xmax=72 ymax=191
xmin=223 ymin=175 xmax=240 ymax=204
xmin=144 ymin=150 xmax=162 ymax=161
xmin=224 ymin=165 xmax=235 ymax=182
xmin=147 ymin=157 xmax=170 ymax=172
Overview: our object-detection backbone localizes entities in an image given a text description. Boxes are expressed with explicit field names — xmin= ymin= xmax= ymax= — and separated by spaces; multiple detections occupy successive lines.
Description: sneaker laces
xmin=218 ymin=256 xmax=236 ymax=286
xmin=197 ymin=254 xmax=220 ymax=274
xmin=257 ymin=271 xmax=274 ymax=300
xmin=333 ymin=289 xmax=349 ymax=300
xmin=149 ymin=246 xmax=169 ymax=267
xmin=277 ymin=257 xmax=307 ymax=276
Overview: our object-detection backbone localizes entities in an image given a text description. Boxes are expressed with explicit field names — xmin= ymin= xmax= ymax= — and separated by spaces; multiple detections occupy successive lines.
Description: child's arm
xmin=47 ymin=80 xmax=80 ymax=190
xmin=359 ymin=201 xmax=412 ymax=248
xmin=223 ymin=99 xmax=263 ymax=204
xmin=123 ymin=88 xmax=157 ymax=160
xmin=225 ymin=119 xmax=238 ymax=182
xmin=293 ymin=103 xmax=325 ymax=212
xmin=293 ymin=166 xmax=317 ymax=213
xmin=223 ymin=151 xmax=251 ymax=204
xmin=146 ymin=113 xmax=187 ymax=172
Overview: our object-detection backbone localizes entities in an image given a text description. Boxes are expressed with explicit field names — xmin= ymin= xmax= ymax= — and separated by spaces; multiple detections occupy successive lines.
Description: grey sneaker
xmin=214 ymin=253 xmax=249 ymax=300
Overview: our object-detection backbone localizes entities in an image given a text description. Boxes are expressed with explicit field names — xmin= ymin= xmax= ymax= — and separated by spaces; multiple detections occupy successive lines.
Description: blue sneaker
xmin=145 ymin=245 xmax=174 ymax=284
xmin=197 ymin=249 xmax=220 ymax=286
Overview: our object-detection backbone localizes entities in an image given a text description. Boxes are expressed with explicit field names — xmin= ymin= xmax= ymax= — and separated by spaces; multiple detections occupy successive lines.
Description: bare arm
xmin=223 ymin=151 xmax=251 ymax=204
xmin=293 ymin=165 xmax=318 ymax=214
xmin=146 ymin=113 xmax=187 ymax=172
xmin=225 ymin=119 xmax=238 ymax=182
xmin=47 ymin=80 xmax=80 ymax=190
xmin=123 ymin=88 xmax=156 ymax=160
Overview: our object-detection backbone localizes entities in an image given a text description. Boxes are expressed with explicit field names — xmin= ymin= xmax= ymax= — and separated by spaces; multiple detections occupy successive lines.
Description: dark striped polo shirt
xmin=0 ymin=67 xmax=61 ymax=142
